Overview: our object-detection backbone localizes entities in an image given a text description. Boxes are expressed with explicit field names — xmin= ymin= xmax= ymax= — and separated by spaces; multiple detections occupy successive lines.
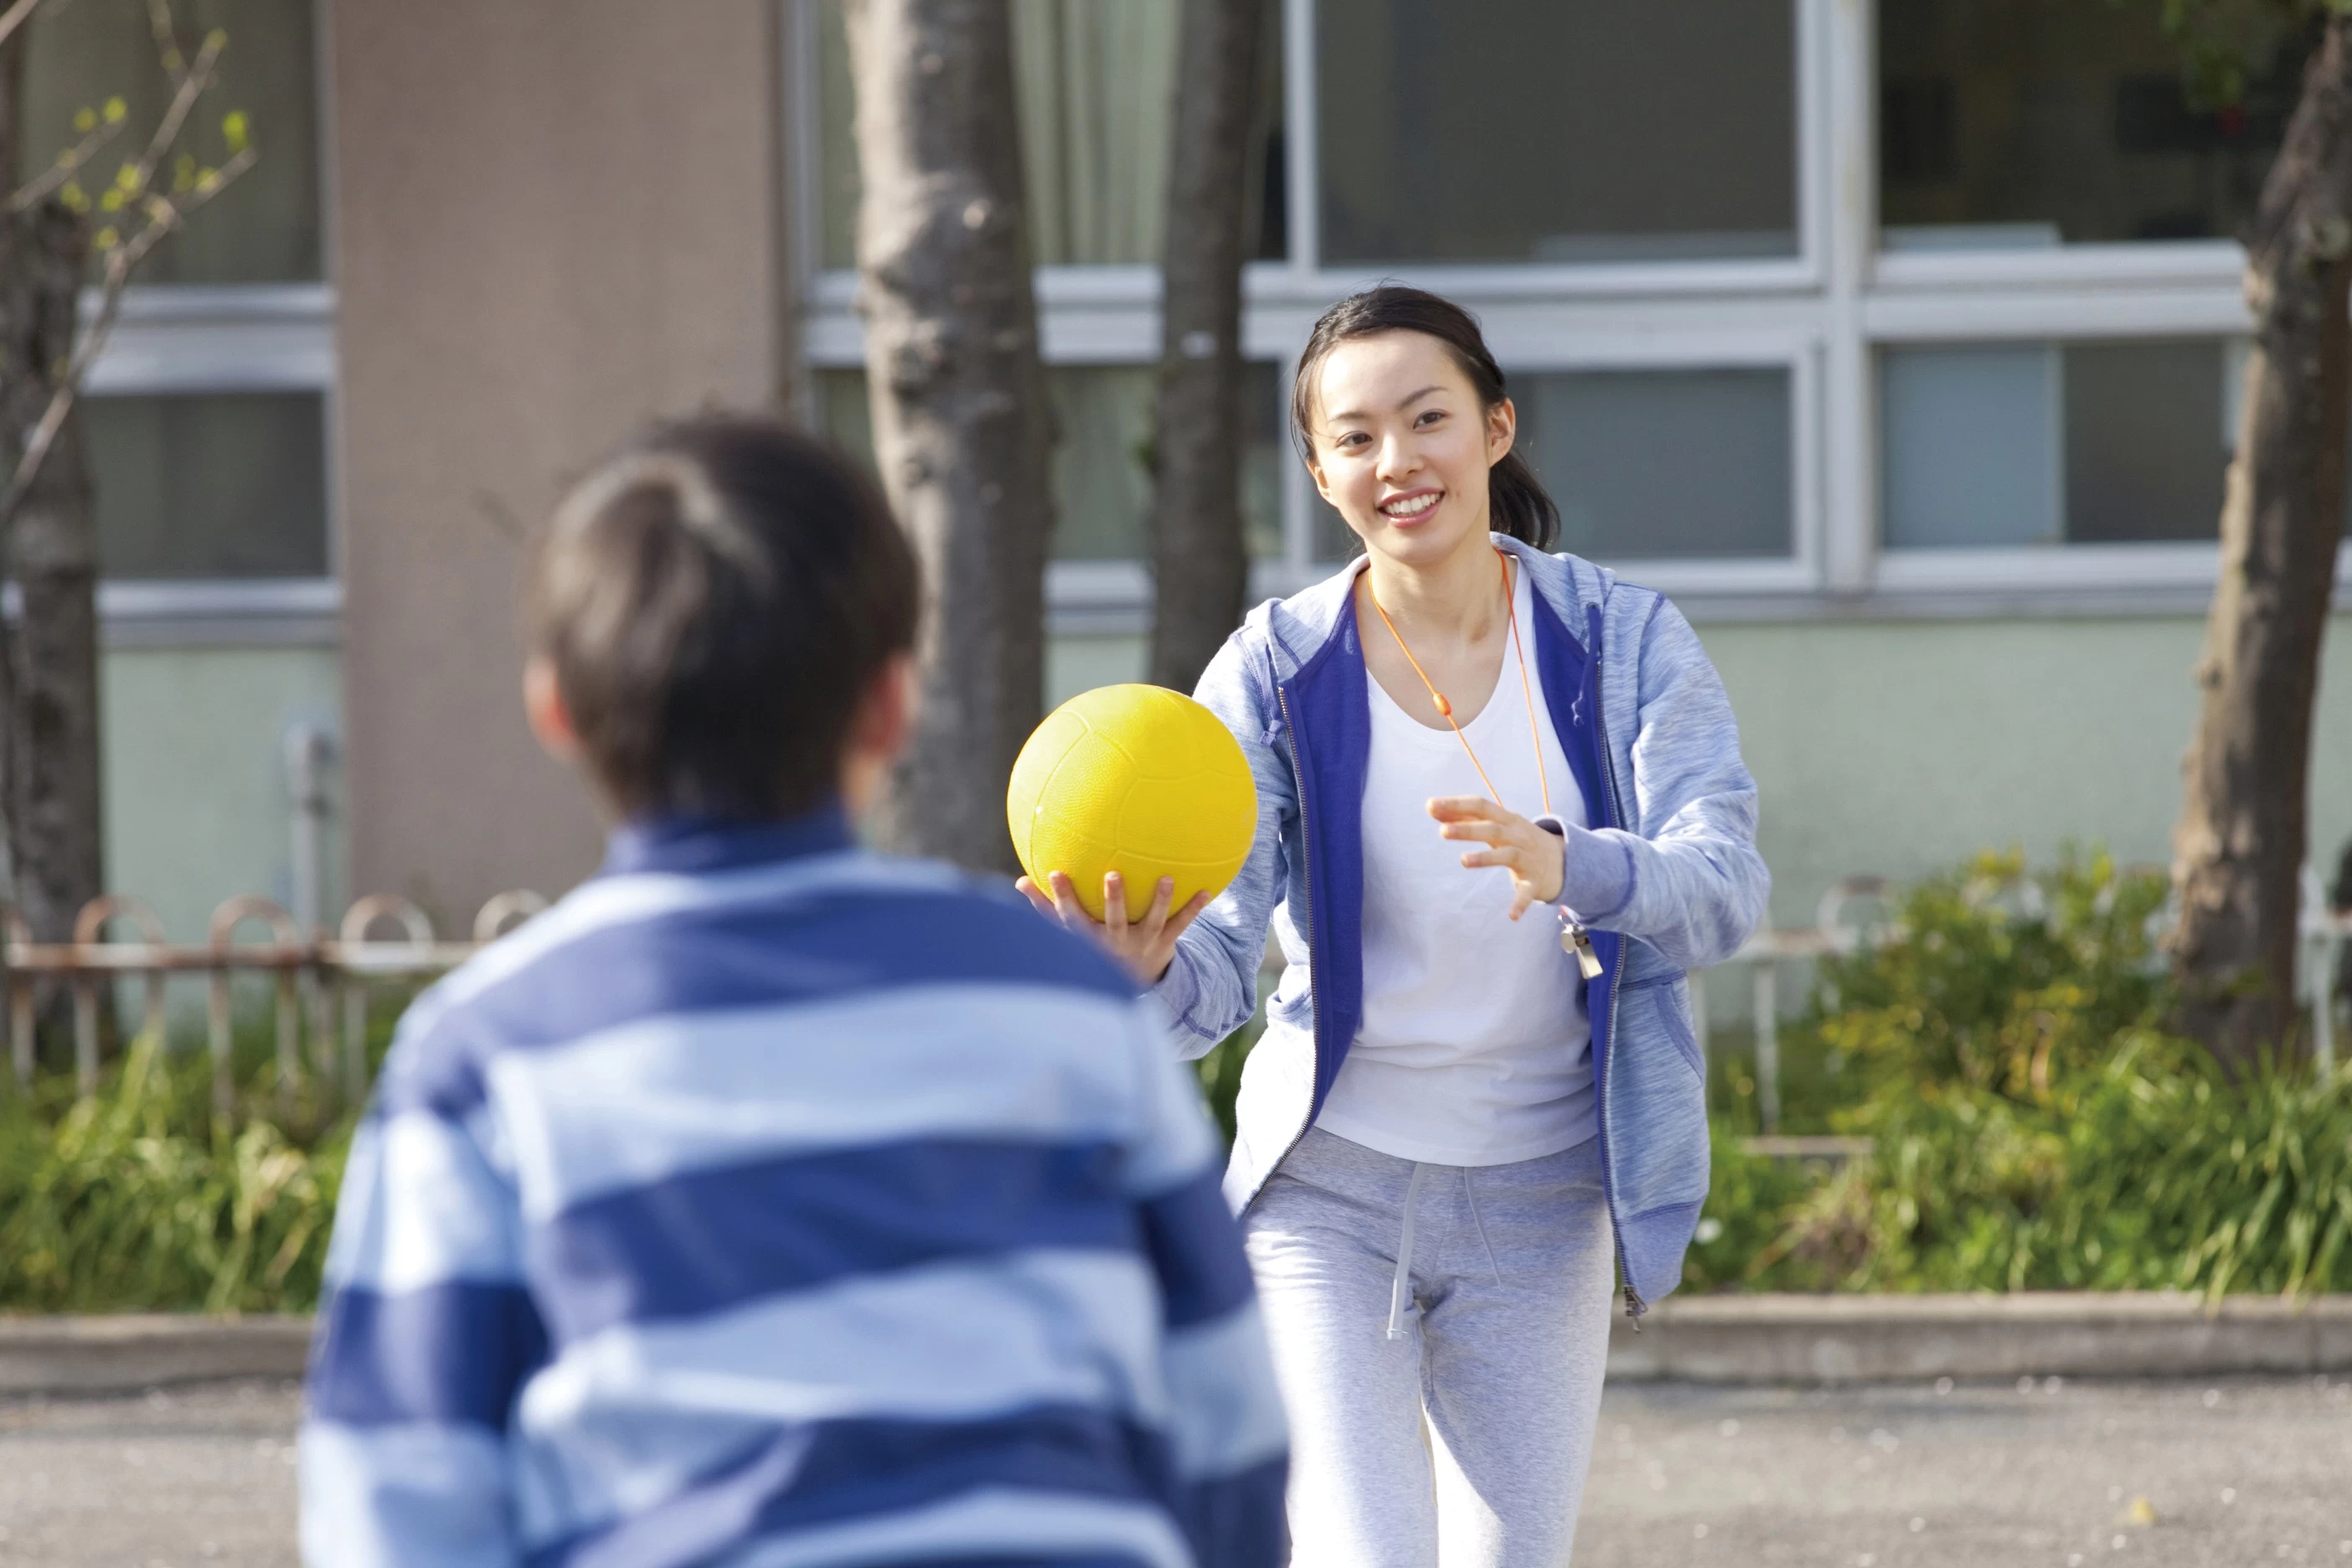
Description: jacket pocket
xmin=1622 ymin=971 xmax=1703 ymax=1081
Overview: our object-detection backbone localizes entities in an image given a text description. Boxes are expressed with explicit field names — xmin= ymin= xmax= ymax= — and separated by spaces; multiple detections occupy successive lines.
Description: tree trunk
xmin=2169 ymin=18 xmax=2352 ymax=1070
xmin=845 ymin=0 xmax=1054 ymax=874
xmin=1146 ymin=0 xmax=1267 ymax=695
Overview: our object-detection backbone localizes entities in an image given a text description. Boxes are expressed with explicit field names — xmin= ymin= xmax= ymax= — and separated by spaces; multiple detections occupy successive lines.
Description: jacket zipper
xmin=1587 ymin=611 xmax=1646 ymax=1328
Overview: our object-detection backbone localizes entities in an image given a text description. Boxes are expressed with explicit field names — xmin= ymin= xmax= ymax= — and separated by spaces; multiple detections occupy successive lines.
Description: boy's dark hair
xmin=527 ymin=415 xmax=919 ymax=819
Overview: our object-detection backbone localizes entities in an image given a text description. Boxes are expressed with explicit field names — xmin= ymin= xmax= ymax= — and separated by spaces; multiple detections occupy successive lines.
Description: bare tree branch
xmin=7 ymin=115 xmax=126 ymax=214
xmin=144 ymin=0 xmax=186 ymax=86
xmin=0 ymin=146 xmax=254 ymax=525
xmin=0 ymin=0 xmax=47 ymax=57
xmin=124 ymin=25 xmax=223 ymax=201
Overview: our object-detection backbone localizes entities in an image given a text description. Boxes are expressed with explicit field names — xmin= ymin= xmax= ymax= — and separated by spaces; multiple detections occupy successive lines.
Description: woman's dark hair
xmin=1290 ymin=285 xmax=1560 ymax=551
xmin=526 ymin=415 xmax=919 ymax=819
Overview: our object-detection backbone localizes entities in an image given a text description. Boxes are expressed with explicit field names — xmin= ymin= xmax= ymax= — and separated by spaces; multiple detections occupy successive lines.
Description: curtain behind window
xmin=1012 ymin=0 xmax=1177 ymax=265
xmin=819 ymin=0 xmax=1179 ymax=268
xmin=19 ymin=0 xmax=322 ymax=284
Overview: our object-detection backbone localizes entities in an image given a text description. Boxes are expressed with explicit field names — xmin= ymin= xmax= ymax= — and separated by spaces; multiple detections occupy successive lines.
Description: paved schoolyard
xmin=0 ymin=1375 xmax=2344 ymax=1566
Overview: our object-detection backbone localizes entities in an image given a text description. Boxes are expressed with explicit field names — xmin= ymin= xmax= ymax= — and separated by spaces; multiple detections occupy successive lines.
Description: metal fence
xmin=3 ymin=889 xmax=547 ymax=1121
xmin=7 ymin=869 xmax=2349 ymax=1131
xmin=1691 ymin=871 xmax=2352 ymax=1130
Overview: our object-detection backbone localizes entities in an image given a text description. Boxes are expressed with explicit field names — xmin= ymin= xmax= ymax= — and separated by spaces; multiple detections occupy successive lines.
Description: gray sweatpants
xmin=1243 ymin=1127 xmax=1616 ymax=1568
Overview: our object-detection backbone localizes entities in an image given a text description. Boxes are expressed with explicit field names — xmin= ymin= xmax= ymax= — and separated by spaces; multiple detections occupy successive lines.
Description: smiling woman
xmin=1024 ymin=284 xmax=1772 ymax=1566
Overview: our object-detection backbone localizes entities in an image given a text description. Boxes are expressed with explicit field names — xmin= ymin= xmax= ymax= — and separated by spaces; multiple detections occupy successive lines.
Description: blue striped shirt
xmin=298 ymin=808 xmax=1287 ymax=1568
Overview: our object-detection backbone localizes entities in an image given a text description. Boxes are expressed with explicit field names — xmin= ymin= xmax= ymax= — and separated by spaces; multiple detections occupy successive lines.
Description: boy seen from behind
xmin=297 ymin=416 xmax=1288 ymax=1568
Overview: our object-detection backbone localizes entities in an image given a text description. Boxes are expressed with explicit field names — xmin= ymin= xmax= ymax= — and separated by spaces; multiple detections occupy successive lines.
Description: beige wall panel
xmin=333 ymin=0 xmax=783 ymax=923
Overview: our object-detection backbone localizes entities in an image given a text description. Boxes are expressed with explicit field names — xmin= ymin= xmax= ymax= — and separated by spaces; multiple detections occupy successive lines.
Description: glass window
xmin=83 ymin=393 xmax=329 ymax=579
xmin=20 ymin=0 xmax=322 ymax=283
xmin=817 ymin=0 xmax=1284 ymax=271
xmin=816 ymin=365 xmax=1284 ymax=563
xmin=1315 ymin=0 xmax=1798 ymax=265
xmin=1524 ymin=368 xmax=1793 ymax=560
xmin=1880 ymin=0 xmax=2308 ymax=250
xmin=1880 ymin=340 xmax=2226 ymax=548
xmin=1312 ymin=367 xmax=1794 ymax=562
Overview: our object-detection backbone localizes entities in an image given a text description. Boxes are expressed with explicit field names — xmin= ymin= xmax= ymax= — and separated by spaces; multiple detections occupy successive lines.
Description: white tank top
xmin=1314 ymin=562 xmax=1598 ymax=1167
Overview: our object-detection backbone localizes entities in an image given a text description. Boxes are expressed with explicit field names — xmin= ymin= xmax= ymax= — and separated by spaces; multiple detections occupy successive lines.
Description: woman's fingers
xmin=1459 ymin=845 xmax=1519 ymax=871
xmin=1046 ymin=871 xmax=1096 ymax=931
xmin=1014 ymin=875 xmax=1056 ymax=917
xmin=1137 ymin=875 xmax=1177 ymax=941
xmin=1102 ymin=871 xmax=1130 ymax=933
xmin=1163 ymin=889 xmax=1213 ymax=943
xmin=1426 ymin=794 xmax=1509 ymax=824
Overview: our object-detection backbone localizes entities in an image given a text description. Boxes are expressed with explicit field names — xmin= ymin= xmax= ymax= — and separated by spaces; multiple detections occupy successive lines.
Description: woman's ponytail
xmin=1290 ymin=285 xmax=1560 ymax=553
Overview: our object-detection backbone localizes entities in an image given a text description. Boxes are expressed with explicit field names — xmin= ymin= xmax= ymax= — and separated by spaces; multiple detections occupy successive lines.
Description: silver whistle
xmin=1558 ymin=910 xmax=1603 ymax=980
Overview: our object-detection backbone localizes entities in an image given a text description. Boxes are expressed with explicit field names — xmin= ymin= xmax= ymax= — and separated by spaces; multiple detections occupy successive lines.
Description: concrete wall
xmin=1046 ymin=610 xmax=2352 ymax=935
xmin=101 ymin=645 xmax=344 ymax=946
xmin=330 ymin=0 xmax=787 ymax=926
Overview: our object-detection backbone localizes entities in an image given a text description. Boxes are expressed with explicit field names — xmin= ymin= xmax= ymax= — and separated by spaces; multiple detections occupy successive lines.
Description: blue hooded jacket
xmin=1151 ymin=536 xmax=1770 ymax=1313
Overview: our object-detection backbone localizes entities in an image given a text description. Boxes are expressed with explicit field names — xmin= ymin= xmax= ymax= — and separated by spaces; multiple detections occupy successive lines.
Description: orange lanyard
xmin=1366 ymin=546 xmax=1555 ymax=822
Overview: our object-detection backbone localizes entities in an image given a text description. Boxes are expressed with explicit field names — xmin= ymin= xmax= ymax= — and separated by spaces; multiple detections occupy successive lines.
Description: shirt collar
xmin=601 ymin=800 xmax=855 ymax=877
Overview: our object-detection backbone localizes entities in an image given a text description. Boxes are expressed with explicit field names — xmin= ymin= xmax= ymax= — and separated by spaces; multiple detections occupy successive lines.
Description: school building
xmin=33 ymin=0 xmax=2352 ymax=957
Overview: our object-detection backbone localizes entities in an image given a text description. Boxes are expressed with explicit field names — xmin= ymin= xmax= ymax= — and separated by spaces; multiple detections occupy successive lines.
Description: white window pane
xmin=21 ymin=0 xmax=321 ymax=283
xmin=1881 ymin=341 xmax=2227 ymax=548
xmin=1316 ymin=0 xmax=1797 ymax=265
xmin=1880 ymin=0 xmax=2303 ymax=250
xmin=1881 ymin=346 xmax=2061 ymax=549
xmin=84 ymin=393 xmax=328 ymax=579
xmin=815 ymin=366 xmax=1283 ymax=565
xmin=815 ymin=2 xmax=1282 ymax=271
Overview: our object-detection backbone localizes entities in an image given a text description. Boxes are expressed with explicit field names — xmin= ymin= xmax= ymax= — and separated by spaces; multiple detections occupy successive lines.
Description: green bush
xmin=0 ymin=1030 xmax=350 ymax=1313
xmin=1686 ymin=851 xmax=2352 ymax=1299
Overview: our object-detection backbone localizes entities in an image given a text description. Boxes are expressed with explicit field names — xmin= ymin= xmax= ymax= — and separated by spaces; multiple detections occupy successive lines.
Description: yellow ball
xmin=1008 ymin=683 xmax=1257 ymax=922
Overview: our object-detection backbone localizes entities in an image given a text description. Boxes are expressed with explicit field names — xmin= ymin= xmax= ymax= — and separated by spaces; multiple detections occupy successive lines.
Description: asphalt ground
xmin=0 ymin=1375 xmax=2344 ymax=1566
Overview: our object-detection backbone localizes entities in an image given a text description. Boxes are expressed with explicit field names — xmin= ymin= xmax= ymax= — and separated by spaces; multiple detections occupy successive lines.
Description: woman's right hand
xmin=1016 ymin=869 xmax=1210 ymax=988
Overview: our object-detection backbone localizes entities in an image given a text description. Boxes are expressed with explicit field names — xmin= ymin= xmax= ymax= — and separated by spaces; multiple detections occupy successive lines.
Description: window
xmin=1880 ymin=0 xmax=2305 ymax=251
xmin=21 ymin=0 xmax=322 ymax=283
xmin=795 ymin=0 xmax=2347 ymax=619
xmin=1315 ymin=0 xmax=1798 ymax=265
xmin=19 ymin=0 xmax=333 ymax=622
xmin=85 ymin=393 xmax=328 ymax=579
xmin=816 ymin=365 xmax=1285 ymax=565
xmin=1881 ymin=341 xmax=2226 ymax=549
xmin=817 ymin=0 xmax=1283 ymax=271
xmin=1524 ymin=369 xmax=1794 ymax=560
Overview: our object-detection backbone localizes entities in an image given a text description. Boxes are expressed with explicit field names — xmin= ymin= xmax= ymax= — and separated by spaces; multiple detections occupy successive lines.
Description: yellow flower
xmin=104 ymin=97 xmax=128 ymax=125
xmin=195 ymin=168 xmax=221 ymax=194
xmin=222 ymin=111 xmax=250 ymax=153
xmin=73 ymin=106 xmax=96 ymax=133
xmin=95 ymin=226 xmax=121 ymax=250
xmin=59 ymin=182 xmax=89 ymax=214
xmin=99 ymin=189 xmax=124 ymax=212
xmin=114 ymin=162 xmax=143 ymax=193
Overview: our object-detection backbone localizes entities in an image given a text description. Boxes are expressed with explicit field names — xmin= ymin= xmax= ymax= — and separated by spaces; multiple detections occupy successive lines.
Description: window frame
xmin=67 ymin=0 xmax=338 ymax=645
xmin=790 ymin=0 xmax=2352 ymax=627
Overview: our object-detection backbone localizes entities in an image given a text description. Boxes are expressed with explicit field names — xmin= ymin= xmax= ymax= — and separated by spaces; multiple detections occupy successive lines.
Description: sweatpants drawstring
xmin=1463 ymin=1167 xmax=1504 ymax=1287
xmin=1386 ymin=1163 xmax=1426 ymax=1340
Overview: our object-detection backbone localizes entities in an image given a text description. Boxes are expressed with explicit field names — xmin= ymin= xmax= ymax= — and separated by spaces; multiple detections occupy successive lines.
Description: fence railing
xmin=3 ymin=890 xmax=547 ymax=1120
xmin=1690 ymin=872 xmax=2352 ymax=1130
xmin=9 ymin=870 xmax=2350 ymax=1131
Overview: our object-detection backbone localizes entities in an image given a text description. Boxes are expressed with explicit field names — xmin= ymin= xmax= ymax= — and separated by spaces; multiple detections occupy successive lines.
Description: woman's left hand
xmin=1428 ymin=796 xmax=1565 ymax=921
